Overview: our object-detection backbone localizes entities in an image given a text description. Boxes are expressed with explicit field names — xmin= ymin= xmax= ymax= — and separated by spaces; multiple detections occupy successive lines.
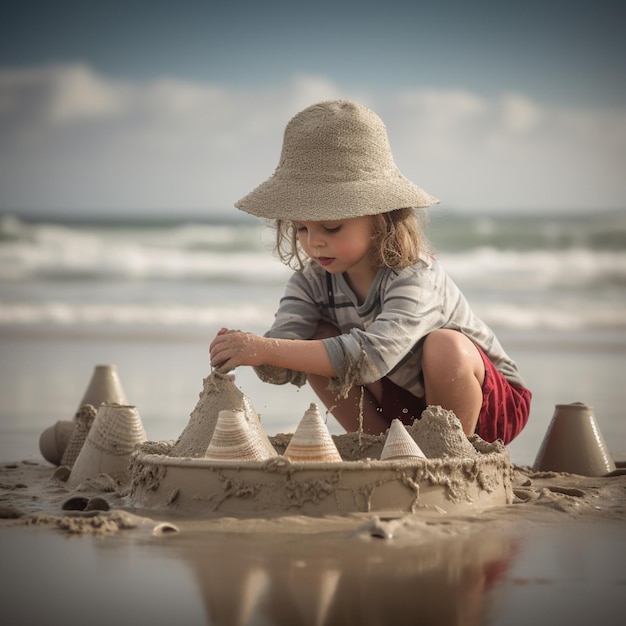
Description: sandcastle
xmin=126 ymin=372 xmax=514 ymax=516
xmin=38 ymin=367 xmax=513 ymax=515
xmin=39 ymin=366 xmax=622 ymax=518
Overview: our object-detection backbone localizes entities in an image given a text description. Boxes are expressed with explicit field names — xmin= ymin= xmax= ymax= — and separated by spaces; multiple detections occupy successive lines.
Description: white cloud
xmin=0 ymin=64 xmax=624 ymax=215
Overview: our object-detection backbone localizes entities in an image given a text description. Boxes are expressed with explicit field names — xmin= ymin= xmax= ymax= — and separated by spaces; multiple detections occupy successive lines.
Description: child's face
xmin=293 ymin=216 xmax=375 ymax=275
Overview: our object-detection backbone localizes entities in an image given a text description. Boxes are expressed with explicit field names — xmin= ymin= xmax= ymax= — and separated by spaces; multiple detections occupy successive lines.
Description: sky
xmin=0 ymin=0 xmax=625 ymax=218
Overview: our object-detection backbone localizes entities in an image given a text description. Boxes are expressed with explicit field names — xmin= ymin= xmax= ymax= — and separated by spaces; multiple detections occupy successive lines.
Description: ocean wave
xmin=438 ymin=247 xmax=626 ymax=292
xmin=1 ymin=214 xmax=625 ymax=292
xmin=1 ymin=298 xmax=624 ymax=332
xmin=0 ymin=214 xmax=288 ymax=282
xmin=0 ymin=301 xmax=272 ymax=330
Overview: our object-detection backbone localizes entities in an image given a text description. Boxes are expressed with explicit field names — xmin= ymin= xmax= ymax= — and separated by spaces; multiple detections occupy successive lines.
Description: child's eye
xmin=324 ymin=225 xmax=342 ymax=233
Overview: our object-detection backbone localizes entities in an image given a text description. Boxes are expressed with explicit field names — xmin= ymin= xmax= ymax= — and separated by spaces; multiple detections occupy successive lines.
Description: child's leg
xmin=307 ymin=321 xmax=390 ymax=435
xmin=307 ymin=373 xmax=390 ymax=435
xmin=422 ymin=329 xmax=485 ymax=437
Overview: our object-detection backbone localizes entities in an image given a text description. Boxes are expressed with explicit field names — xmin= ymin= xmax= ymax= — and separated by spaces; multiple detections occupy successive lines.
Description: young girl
xmin=209 ymin=100 xmax=531 ymax=444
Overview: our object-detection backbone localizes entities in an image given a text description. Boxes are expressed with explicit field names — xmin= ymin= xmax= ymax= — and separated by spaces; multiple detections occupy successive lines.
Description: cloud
xmin=0 ymin=64 xmax=624 ymax=216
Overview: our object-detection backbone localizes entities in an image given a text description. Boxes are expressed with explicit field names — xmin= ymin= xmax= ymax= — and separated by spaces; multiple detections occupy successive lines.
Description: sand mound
xmin=410 ymin=405 xmax=480 ymax=458
xmin=171 ymin=372 xmax=274 ymax=458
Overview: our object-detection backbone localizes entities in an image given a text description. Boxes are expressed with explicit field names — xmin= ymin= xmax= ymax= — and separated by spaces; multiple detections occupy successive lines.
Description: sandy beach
xmin=1 ymin=0 xmax=625 ymax=619
xmin=1 ymin=456 xmax=625 ymax=626
xmin=1 ymin=366 xmax=625 ymax=626
xmin=1 ymin=215 xmax=625 ymax=624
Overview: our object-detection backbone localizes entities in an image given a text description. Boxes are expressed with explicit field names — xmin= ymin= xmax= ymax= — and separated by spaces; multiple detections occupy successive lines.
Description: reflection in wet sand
xmin=161 ymin=525 xmax=518 ymax=626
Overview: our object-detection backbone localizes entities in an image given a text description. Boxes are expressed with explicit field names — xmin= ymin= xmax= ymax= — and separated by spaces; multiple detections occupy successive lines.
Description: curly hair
xmin=271 ymin=208 xmax=430 ymax=271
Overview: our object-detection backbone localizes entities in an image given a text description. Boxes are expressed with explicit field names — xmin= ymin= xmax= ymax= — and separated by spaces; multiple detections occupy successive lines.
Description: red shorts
xmin=380 ymin=346 xmax=531 ymax=445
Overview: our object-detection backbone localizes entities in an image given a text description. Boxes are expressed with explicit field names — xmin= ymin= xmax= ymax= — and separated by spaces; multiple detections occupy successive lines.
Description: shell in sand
xmin=60 ymin=404 xmax=98 ymax=468
xmin=380 ymin=419 xmax=427 ymax=461
xmin=205 ymin=409 xmax=272 ymax=462
xmin=284 ymin=403 xmax=342 ymax=463
xmin=68 ymin=403 xmax=147 ymax=486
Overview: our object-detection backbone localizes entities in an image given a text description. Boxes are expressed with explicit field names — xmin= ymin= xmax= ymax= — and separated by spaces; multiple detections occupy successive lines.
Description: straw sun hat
xmin=235 ymin=100 xmax=439 ymax=221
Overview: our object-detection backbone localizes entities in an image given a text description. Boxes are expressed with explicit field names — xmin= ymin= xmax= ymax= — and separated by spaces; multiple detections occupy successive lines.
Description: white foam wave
xmin=0 ymin=226 xmax=288 ymax=282
xmin=2 ymin=215 xmax=625 ymax=292
xmin=438 ymin=247 xmax=626 ymax=291
xmin=0 ymin=301 xmax=275 ymax=331
xmin=1 ymin=298 xmax=624 ymax=332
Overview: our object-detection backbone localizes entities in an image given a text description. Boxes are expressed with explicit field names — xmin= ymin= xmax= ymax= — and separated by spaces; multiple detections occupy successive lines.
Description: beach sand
xmin=1 ymin=459 xmax=625 ymax=626
xmin=1 ymin=332 xmax=625 ymax=625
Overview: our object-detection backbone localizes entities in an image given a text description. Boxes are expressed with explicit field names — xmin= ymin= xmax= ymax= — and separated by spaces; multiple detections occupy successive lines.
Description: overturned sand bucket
xmin=533 ymin=402 xmax=616 ymax=476
xmin=79 ymin=364 xmax=129 ymax=409
xmin=39 ymin=420 xmax=74 ymax=465
xmin=380 ymin=419 xmax=427 ymax=461
xmin=284 ymin=403 xmax=342 ymax=462
xmin=68 ymin=403 xmax=147 ymax=487
xmin=205 ymin=409 xmax=272 ymax=462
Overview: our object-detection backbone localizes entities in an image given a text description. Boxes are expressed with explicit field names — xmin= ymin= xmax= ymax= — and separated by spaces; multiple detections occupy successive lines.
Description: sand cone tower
xmin=68 ymin=403 xmax=147 ymax=486
xmin=205 ymin=409 xmax=272 ymax=462
xmin=380 ymin=419 xmax=427 ymax=461
xmin=39 ymin=364 xmax=129 ymax=466
xmin=78 ymin=364 xmax=128 ymax=409
xmin=60 ymin=404 xmax=98 ymax=468
xmin=173 ymin=372 xmax=276 ymax=458
xmin=533 ymin=402 xmax=616 ymax=476
xmin=284 ymin=403 xmax=342 ymax=462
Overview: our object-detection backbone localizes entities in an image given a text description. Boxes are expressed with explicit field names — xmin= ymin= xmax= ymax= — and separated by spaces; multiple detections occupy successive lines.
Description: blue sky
xmin=1 ymin=0 xmax=625 ymax=217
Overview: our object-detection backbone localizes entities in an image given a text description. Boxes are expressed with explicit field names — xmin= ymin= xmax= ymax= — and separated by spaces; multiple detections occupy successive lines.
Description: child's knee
xmin=424 ymin=329 xmax=464 ymax=363
xmin=423 ymin=330 xmax=483 ymax=379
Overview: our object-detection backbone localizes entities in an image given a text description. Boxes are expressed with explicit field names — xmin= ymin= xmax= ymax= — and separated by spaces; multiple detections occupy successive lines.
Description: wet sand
xmin=1 ymin=333 xmax=625 ymax=625
xmin=1 ymin=459 xmax=625 ymax=626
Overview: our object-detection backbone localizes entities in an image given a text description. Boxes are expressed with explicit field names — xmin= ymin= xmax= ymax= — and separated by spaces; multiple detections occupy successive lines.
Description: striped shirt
xmin=256 ymin=252 xmax=527 ymax=397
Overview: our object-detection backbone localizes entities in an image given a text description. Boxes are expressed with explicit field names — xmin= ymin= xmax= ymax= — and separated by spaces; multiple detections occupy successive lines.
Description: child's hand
xmin=209 ymin=327 xmax=264 ymax=372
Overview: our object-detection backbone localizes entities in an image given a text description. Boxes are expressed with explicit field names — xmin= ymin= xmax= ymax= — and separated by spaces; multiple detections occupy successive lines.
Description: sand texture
xmin=1 ymin=460 xmax=625 ymax=538
xmin=2 ymin=379 xmax=625 ymax=626
xmin=171 ymin=372 xmax=275 ymax=459
xmin=128 ymin=380 xmax=515 ymax=516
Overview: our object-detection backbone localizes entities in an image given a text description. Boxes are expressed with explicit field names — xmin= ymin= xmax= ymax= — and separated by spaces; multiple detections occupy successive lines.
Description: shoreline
xmin=2 ymin=325 xmax=626 ymax=351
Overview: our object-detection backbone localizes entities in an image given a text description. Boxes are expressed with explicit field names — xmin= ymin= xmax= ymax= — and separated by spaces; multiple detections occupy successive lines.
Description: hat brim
xmin=235 ymin=174 xmax=440 ymax=221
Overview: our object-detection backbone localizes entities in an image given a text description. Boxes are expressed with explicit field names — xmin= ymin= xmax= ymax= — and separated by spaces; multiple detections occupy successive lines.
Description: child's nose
xmin=308 ymin=230 xmax=325 ymax=248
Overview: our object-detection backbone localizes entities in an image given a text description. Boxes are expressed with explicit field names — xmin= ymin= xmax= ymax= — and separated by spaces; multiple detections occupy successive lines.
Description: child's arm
xmin=209 ymin=327 xmax=336 ymax=377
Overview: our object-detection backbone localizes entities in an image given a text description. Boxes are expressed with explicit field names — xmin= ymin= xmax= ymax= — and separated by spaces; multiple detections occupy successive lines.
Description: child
xmin=209 ymin=100 xmax=531 ymax=444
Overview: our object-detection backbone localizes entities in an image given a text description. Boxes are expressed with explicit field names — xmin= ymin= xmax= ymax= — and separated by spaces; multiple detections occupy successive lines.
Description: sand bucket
xmin=39 ymin=420 xmax=74 ymax=465
xmin=78 ymin=364 xmax=128 ymax=409
xmin=68 ymin=403 xmax=147 ymax=486
xmin=533 ymin=402 xmax=616 ymax=476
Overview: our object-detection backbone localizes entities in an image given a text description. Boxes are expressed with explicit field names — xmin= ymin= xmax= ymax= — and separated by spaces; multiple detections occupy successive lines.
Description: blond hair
xmin=272 ymin=208 xmax=430 ymax=271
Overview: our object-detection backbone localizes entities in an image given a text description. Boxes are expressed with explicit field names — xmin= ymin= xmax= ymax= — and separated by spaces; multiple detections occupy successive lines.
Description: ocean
xmin=1 ymin=209 xmax=625 ymax=465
